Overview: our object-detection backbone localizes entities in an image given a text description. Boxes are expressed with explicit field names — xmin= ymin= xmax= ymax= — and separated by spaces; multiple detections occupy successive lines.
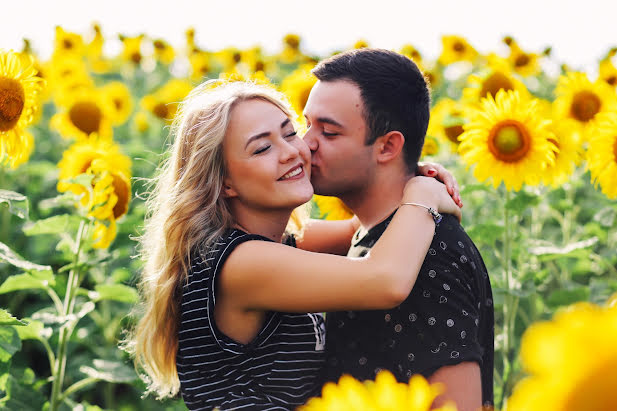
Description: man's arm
xmin=428 ymin=361 xmax=482 ymax=411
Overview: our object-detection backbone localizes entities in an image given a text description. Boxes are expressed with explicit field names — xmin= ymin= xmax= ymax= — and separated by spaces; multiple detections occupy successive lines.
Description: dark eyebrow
xmin=245 ymin=118 xmax=292 ymax=149
xmin=315 ymin=116 xmax=344 ymax=128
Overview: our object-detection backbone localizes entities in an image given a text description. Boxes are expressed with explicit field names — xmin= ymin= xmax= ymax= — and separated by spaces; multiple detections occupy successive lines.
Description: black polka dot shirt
xmin=322 ymin=213 xmax=494 ymax=406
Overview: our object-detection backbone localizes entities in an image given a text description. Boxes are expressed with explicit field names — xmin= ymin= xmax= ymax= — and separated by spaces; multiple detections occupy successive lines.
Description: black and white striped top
xmin=177 ymin=229 xmax=326 ymax=410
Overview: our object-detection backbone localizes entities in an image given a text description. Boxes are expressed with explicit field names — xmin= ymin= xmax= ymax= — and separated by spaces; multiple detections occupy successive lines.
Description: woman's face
xmin=223 ymin=98 xmax=313 ymax=211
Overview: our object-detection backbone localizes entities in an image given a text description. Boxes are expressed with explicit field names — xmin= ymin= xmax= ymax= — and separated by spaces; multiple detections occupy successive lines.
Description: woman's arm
xmin=218 ymin=176 xmax=459 ymax=313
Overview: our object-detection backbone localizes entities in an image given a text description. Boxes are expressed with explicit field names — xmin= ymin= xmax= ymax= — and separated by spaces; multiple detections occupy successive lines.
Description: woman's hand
xmin=403 ymin=176 xmax=462 ymax=222
xmin=417 ymin=161 xmax=463 ymax=208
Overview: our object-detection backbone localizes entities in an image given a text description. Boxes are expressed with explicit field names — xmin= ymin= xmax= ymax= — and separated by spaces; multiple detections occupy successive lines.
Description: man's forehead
xmin=305 ymin=80 xmax=363 ymax=118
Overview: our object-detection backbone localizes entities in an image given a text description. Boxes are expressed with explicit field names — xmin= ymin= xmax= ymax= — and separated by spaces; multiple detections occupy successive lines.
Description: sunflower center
xmin=254 ymin=61 xmax=265 ymax=72
xmin=63 ymin=39 xmax=74 ymax=50
xmin=153 ymin=40 xmax=165 ymax=50
xmin=131 ymin=52 xmax=142 ymax=64
xmin=453 ymin=42 xmax=465 ymax=53
xmin=233 ymin=52 xmax=242 ymax=63
xmin=0 ymin=77 xmax=26 ymax=132
xmin=69 ymin=101 xmax=102 ymax=135
xmin=488 ymin=120 xmax=531 ymax=162
xmin=445 ymin=125 xmax=464 ymax=143
xmin=113 ymin=98 xmax=123 ymax=111
xmin=153 ymin=102 xmax=169 ymax=119
xmin=481 ymin=72 xmax=515 ymax=99
xmin=571 ymin=91 xmax=601 ymax=122
xmin=613 ymin=138 xmax=617 ymax=163
xmin=515 ymin=54 xmax=530 ymax=67
xmin=607 ymin=75 xmax=617 ymax=86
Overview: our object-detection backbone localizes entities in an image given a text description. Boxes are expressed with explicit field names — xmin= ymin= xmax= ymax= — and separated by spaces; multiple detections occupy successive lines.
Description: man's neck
xmin=341 ymin=171 xmax=413 ymax=231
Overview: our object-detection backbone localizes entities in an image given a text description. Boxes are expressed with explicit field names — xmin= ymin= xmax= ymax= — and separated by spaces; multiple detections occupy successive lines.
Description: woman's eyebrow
xmin=245 ymin=118 xmax=292 ymax=149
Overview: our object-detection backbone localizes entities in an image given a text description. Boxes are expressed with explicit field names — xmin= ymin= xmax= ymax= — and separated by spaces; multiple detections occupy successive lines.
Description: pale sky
xmin=3 ymin=0 xmax=616 ymax=72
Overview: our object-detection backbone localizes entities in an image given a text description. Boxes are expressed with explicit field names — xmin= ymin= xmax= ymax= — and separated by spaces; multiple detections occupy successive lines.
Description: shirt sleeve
xmin=402 ymin=222 xmax=486 ymax=377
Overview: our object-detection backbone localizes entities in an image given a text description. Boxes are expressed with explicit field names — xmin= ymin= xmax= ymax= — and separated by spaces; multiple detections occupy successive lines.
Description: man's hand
xmin=417 ymin=161 xmax=463 ymax=208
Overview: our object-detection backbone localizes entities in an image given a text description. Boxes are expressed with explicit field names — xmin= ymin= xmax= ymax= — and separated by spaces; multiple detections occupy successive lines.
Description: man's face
xmin=303 ymin=80 xmax=375 ymax=197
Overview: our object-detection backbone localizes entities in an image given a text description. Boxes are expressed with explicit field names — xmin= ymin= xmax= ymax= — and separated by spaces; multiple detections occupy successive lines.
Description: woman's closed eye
xmin=253 ymin=145 xmax=271 ymax=155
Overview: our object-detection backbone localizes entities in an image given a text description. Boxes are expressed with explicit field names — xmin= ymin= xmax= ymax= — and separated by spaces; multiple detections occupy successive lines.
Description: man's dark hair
xmin=312 ymin=48 xmax=430 ymax=173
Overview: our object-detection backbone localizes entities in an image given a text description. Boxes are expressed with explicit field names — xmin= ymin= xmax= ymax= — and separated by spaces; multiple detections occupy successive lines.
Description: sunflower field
xmin=1 ymin=25 xmax=616 ymax=410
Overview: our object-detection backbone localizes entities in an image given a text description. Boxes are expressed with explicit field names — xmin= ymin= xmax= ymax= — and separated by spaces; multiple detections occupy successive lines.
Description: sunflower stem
xmin=49 ymin=220 xmax=88 ymax=411
xmin=0 ymin=167 xmax=9 ymax=244
xmin=502 ymin=189 xmax=514 ymax=402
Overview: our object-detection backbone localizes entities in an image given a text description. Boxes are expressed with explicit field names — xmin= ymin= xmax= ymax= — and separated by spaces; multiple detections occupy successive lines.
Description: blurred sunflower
xmin=506 ymin=41 xmax=541 ymax=77
xmin=462 ymin=54 xmax=529 ymax=105
xmin=458 ymin=90 xmax=557 ymax=191
xmin=399 ymin=44 xmax=423 ymax=64
xmin=598 ymin=58 xmax=617 ymax=87
xmin=0 ymin=50 xmax=44 ymax=168
xmin=427 ymin=98 xmax=466 ymax=150
xmin=312 ymin=195 xmax=353 ymax=220
xmin=45 ymin=56 xmax=94 ymax=105
xmin=101 ymin=81 xmax=133 ymax=126
xmin=421 ymin=135 xmax=440 ymax=157
xmin=280 ymin=63 xmax=316 ymax=121
xmin=57 ymin=139 xmax=131 ymax=248
xmin=279 ymin=33 xmax=305 ymax=65
xmin=507 ymin=300 xmax=617 ymax=411
xmin=132 ymin=111 xmax=150 ymax=133
xmin=188 ymin=50 xmax=213 ymax=82
xmin=85 ymin=23 xmax=111 ymax=74
xmin=213 ymin=47 xmax=243 ymax=73
xmin=185 ymin=27 xmax=199 ymax=55
xmin=118 ymin=34 xmax=145 ymax=65
xmin=353 ymin=39 xmax=370 ymax=49
xmin=152 ymin=39 xmax=175 ymax=65
xmin=587 ymin=112 xmax=617 ymax=199
xmin=301 ymin=370 xmax=456 ymax=411
xmin=53 ymin=26 xmax=85 ymax=58
xmin=553 ymin=71 xmax=617 ymax=141
xmin=51 ymin=87 xmax=114 ymax=140
xmin=141 ymin=79 xmax=193 ymax=123
xmin=438 ymin=35 xmax=478 ymax=65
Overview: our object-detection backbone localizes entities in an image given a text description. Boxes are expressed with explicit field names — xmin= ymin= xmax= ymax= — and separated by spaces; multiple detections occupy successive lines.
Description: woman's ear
xmin=375 ymin=131 xmax=405 ymax=164
xmin=222 ymin=179 xmax=238 ymax=198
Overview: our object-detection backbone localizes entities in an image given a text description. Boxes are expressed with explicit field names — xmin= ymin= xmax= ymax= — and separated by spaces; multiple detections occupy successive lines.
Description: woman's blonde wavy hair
xmin=124 ymin=80 xmax=307 ymax=398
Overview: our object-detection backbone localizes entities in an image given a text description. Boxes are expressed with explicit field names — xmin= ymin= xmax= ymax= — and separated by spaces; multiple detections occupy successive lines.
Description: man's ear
xmin=375 ymin=131 xmax=405 ymax=164
xmin=222 ymin=178 xmax=238 ymax=198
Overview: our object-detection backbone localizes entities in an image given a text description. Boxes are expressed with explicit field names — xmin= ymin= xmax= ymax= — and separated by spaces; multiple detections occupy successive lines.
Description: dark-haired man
xmin=303 ymin=48 xmax=494 ymax=410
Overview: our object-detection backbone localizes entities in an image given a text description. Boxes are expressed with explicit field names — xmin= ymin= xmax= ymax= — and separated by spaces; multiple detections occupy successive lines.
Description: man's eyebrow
xmin=316 ymin=117 xmax=344 ymax=128
xmin=245 ymin=118 xmax=292 ymax=149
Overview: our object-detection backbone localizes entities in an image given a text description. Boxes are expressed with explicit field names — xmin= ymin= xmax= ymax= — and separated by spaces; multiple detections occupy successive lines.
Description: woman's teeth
xmin=281 ymin=166 xmax=302 ymax=180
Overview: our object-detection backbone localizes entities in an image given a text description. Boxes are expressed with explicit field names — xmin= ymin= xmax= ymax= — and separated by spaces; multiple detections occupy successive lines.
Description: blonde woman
xmin=126 ymin=80 xmax=461 ymax=410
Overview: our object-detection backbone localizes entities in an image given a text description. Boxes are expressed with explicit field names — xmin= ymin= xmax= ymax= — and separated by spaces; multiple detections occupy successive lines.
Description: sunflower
xmin=152 ymin=39 xmax=175 ymax=65
xmin=587 ymin=112 xmax=617 ymax=199
xmin=45 ymin=55 xmax=93 ymax=103
xmin=141 ymin=79 xmax=193 ymax=123
xmin=0 ymin=50 xmax=44 ymax=168
xmin=598 ymin=58 xmax=617 ymax=87
xmin=353 ymin=39 xmax=370 ymax=49
xmin=507 ymin=300 xmax=617 ymax=411
xmin=507 ymin=42 xmax=541 ymax=77
xmin=312 ymin=195 xmax=354 ymax=220
xmin=536 ymin=100 xmax=584 ymax=187
xmin=301 ymin=370 xmax=456 ymax=411
xmin=280 ymin=63 xmax=316 ymax=120
xmin=58 ymin=139 xmax=131 ymax=248
xmin=118 ymin=34 xmax=145 ymax=65
xmin=132 ymin=111 xmax=150 ymax=133
xmin=185 ymin=27 xmax=198 ymax=55
xmin=399 ymin=44 xmax=423 ymax=65
xmin=427 ymin=98 xmax=467 ymax=150
xmin=458 ymin=90 xmax=557 ymax=191
xmin=51 ymin=87 xmax=114 ymax=140
xmin=188 ymin=50 xmax=213 ymax=82
xmin=553 ymin=71 xmax=617 ymax=141
xmin=278 ymin=34 xmax=305 ymax=65
xmin=85 ymin=23 xmax=111 ymax=74
xmin=421 ymin=135 xmax=440 ymax=157
xmin=53 ymin=26 xmax=85 ymax=58
xmin=462 ymin=54 xmax=529 ymax=105
xmin=438 ymin=35 xmax=478 ymax=65
xmin=101 ymin=81 xmax=133 ymax=125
